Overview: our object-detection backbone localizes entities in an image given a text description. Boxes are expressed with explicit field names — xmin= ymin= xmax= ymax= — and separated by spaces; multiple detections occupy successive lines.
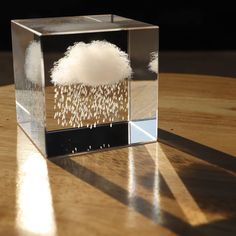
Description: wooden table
xmin=1 ymin=73 xmax=236 ymax=236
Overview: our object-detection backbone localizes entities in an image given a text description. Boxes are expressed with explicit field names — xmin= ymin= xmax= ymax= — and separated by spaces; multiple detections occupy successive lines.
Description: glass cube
xmin=11 ymin=14 xmax=159 ymax=158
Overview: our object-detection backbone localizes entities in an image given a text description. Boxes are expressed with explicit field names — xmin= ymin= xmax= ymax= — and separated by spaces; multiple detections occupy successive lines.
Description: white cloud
xmin=50 ymin=40 xmax=132 ymax=86
xmin=148 ymin=52 xmax=158 ymax=74
xmin=24 ymin=41 xmax=42 ymax=84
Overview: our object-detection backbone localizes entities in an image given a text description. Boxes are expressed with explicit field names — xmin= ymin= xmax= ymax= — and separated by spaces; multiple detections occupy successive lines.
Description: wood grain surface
xmin=0 ymin=73 xmax=236 ymax=236
xmin=159 ymin=73 xmax=236 ymax=157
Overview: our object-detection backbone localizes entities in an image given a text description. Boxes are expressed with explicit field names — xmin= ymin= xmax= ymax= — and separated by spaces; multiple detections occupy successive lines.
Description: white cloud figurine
xmin=148 ymin=52 xmax=158 ymax=74
xmin=51 ymin=40 xmax=132 ymax=86
xmin=24 ymin=40 xmax=42 ymax=84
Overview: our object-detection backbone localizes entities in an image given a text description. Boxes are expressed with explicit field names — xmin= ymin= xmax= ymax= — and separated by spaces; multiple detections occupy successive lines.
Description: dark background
xmin=1 ymin=1 xmax=236 ymax=51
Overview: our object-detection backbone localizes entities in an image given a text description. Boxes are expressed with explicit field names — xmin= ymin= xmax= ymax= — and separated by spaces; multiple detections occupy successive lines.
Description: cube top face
xmin=12 ymin=14 xmax=159 ymax=158
xmin=12 ymin=14 xmax=158 ymax=36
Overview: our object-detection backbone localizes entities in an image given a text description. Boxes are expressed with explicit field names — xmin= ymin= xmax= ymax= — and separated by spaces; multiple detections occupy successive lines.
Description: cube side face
xmin=41 ymin=30 xmax=130 ymax=156
xmin=11 ymin=22 xmax=46 ymax=156
xmin=129 ymin=28 xmax=159 ymax=144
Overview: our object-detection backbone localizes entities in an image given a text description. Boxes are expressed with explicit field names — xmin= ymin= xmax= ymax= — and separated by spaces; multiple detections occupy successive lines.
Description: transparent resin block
xmin=11 ymin=14 xmax=159 ymax=157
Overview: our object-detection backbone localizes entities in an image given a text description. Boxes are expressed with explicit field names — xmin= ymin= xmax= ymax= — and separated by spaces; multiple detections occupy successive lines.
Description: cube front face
xmin=11 ymin=15 xmax=159 ymax=157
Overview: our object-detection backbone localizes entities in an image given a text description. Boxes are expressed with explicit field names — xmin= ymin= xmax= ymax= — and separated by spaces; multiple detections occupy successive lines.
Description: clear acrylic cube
xmin=11 ymin=14 xmax=159 ymax=157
